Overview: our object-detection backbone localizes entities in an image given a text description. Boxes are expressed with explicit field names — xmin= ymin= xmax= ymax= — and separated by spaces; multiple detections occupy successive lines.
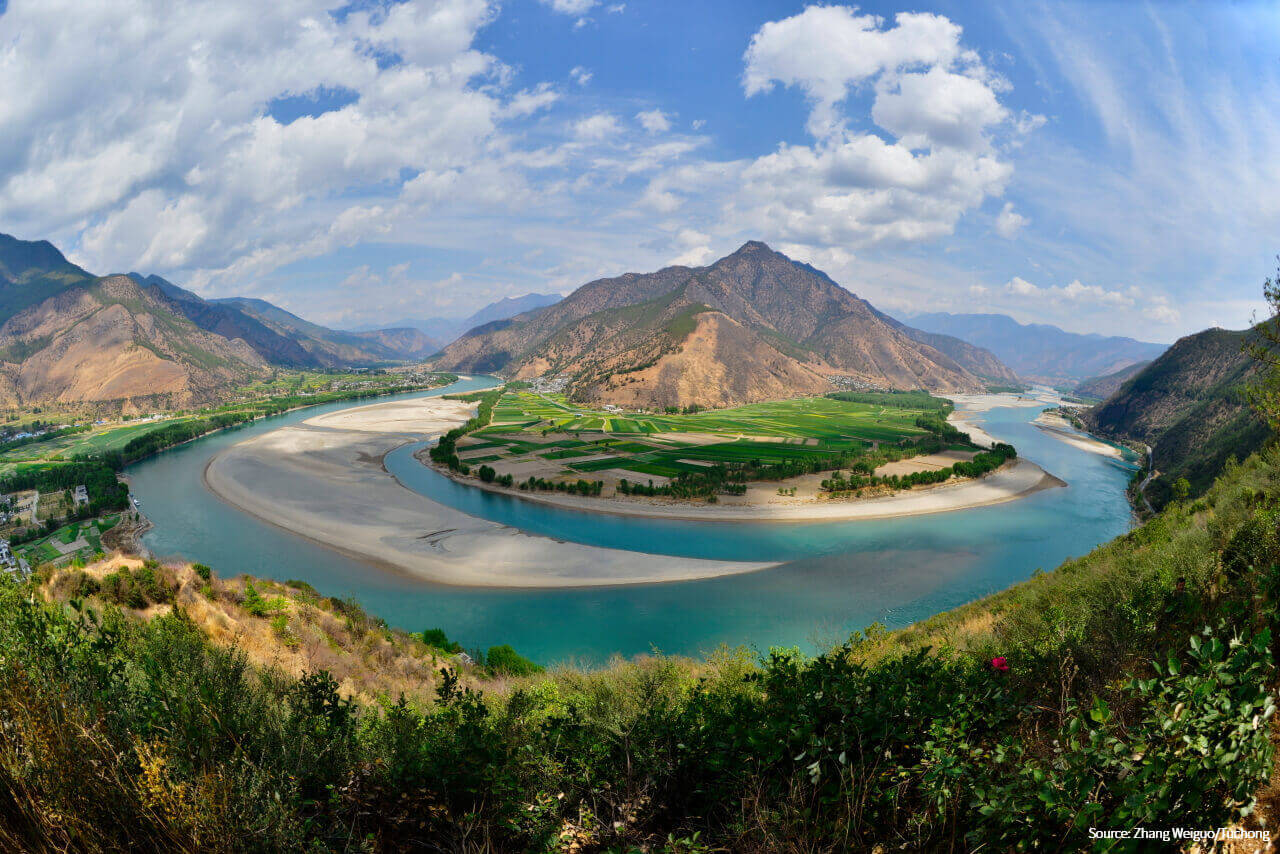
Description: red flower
xmin=989 ymin=656 xmax=1010 ymax=673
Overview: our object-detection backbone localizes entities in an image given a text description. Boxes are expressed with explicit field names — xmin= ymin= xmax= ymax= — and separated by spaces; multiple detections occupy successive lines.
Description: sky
xmin=0 ymin=0 xmax=1277 ymax=341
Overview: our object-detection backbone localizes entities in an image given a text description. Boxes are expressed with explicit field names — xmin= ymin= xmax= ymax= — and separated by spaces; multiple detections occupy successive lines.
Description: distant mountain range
xmin=431 ymin=241 xmax=1018 ymax=408
xmin=393 ymin=292 xmax=562 ymax=346
xmin=1075 ymin=360 xmax=1152 ymax=400
xmin=1083 ymin=327 xmax=1268 ymax=508
xmin=906 ymin=312 xmax=1167 ymax=384
xmin=0 ymin=233 xmax=442 ymax=409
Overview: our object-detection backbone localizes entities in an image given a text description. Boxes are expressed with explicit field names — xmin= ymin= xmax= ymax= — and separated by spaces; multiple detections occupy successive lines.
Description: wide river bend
xmin=131 ymin=377 xmax=1137 ymax=664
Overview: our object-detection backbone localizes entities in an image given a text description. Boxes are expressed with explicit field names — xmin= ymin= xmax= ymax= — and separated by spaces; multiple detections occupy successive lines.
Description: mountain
xmin=908 ymin=312 xmax=1166 ymax=384
xmin=0 ymin=232 xmax=95 ymax=320
xmin=206 ymin=297 xmax=427 ymax=366
xmin=131 ymin=273 xmax=437 ymax=364
xmin=0 ymin=233 xmax=441 ymax=408
xmin=348 ymin=327 xmax=440 ymax=360
xmin=399 ymin=292 xmax=563 ymax=345
xmin=431 ymin=241 xmax=988 ymax=408
xmin=1075 ymin=360 xmax=1151 ymax=401
xmin=0 ymin=273 xmax=266 ymax=409
xmin=877 ymin=310 xmax=1020 ymax=385
xmin=129 ymin=274 xmax=317 ymax=367
xmin=1082 ymin=327 xmax=1268 ymax=507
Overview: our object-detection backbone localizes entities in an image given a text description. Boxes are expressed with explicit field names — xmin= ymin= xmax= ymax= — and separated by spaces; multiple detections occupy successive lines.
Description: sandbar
xmin=204 ymin=395 xmax=775 ymax=587
xmin=425 ymin=456 xmax=1064 ymax=522
xmin=1032 ymin=410 xmax=1126 ymax=460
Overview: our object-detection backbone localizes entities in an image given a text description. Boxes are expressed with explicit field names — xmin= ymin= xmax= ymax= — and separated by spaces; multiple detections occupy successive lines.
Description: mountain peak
xmin=731 ymin=240 xmax=775 ymax=256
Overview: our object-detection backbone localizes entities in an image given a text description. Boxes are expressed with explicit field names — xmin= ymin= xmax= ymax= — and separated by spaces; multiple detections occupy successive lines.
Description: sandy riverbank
xmin=422 ymin=455 xmax=1064 ymax=522
xmin=203 ymin=396 xmax=776 ymax=588
xmin=1032 ymin=410 xmax=1126 ymax=460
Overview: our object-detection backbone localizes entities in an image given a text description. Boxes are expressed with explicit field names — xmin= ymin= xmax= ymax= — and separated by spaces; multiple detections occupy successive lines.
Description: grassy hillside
xmin=3 ymin=435 xmax=1280 ymax=850
xmin=1085 ymin=327 xmax=1270 ymax=508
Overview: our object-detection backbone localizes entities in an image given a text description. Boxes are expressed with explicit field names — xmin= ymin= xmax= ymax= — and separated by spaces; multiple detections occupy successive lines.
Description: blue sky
xmin=1 ymin=1 xmax=1277 ymax=341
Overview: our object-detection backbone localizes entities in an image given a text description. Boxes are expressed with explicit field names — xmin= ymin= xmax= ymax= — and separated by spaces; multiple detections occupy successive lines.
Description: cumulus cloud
xmin=743 ymin=7 xmax=967 ymax=138
xmin=573 ymin=112 xmax=622 ymax=140
xmin=570 ymin=66 xmax=593 ymax=86
xmin=540 ymin=0 xmax=597 ymax=15
xmin=666 ymin=228 xmax=715 ymax=266
xmin=0 ymin=0 xmax=513 ymax=286
xmin=994 ymin=202 xmax=1028 ymax=238
xmin=711 ymin=5 xmax=1029 ymax=251
xmin=636 ymin=109 xmax=673 ymax=133
xmin=1003 ymin=276 xmax=1138 ymax=308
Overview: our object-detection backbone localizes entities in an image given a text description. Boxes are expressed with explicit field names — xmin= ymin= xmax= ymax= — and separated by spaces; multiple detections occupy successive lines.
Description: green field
xmin=16 ymin=515 xmax=120 ymax=568
xmin=456 ymin=391 xmax=948 ymax=484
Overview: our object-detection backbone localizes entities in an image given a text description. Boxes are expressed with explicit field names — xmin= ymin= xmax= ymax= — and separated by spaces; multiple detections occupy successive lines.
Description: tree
xmin=1246 ymin=259 xmax=1280 ymax=429
xmin=1172 ymin=477 xmax=1191 ymax=501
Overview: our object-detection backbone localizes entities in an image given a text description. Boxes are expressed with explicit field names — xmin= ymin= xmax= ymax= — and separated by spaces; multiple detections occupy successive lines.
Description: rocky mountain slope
xmin=1075 ymin=360 xmax=1151 ymax=400
xmin=1083 ymin=327 xmax=1268 ymax=507
xmin=909 ymin=311 xmax=1165 ymax=384
xmin=0 ymin=274 xmax=266 ymax=409
xmin=0 ymin=233 xmax=439 ymax=409
xmin=432 ymin=242 xmax=994 ymax=408
xmin=211 ymin=297 xmax=436 ymax=366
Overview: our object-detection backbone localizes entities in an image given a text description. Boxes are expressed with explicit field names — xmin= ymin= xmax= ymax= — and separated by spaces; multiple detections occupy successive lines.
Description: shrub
xmin=241 ymin=581 xmax=286 ymax=617
xmin=485 ymin=644 xmax=543 ymax=677
xmin=191 ymin=562 xmax=212 ymax=582
xmin=421 ymin=627 xmax=462 ymax=654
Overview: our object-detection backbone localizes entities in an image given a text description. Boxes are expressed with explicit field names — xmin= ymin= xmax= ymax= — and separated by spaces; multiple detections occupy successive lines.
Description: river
xmin=130 ymin=376 xmax=1138 ymax=665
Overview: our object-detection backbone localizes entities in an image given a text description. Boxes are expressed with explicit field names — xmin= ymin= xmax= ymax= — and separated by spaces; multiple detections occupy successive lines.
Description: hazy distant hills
xmin=908 ymin=312 xmax=1166 ymax=384
xmin=0 ymin=233 xmax=439 ymax=409
xmin=398 ymin=292 xmax=562 ymax=345
xmin=1075 ymin=360 xmax=1152 ymax=400
xmin=1083 ymin=327 xmax=1268 ymax=507
xmin=432 ymin=241 xmax=1009 ymax=408
xmin=872 ymin=309 xmax=1020 ymax=385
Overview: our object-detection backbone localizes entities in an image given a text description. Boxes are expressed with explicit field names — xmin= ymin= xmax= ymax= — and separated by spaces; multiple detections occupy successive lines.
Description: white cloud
xmin=636 ymin=109 xmax=673 ymax=133
xmin=573 ymin=112 xmax=621 ymax=140
xmin=540 ymin=0 xmax=597 ymax=15
xmin=0 ymin=0 xmax=512 ymax=286
xmin=503 ymin=83 xmax=559 ymax=118
xmin=710 ymin=6 xmax=1027 ymax=253
xmin=1006 ymin=276 xmax=1039 ymax=296
xmin=1003 ymin=276 xmax=1137 ymax=308
xmin=871 ymin=67 xmax=1008 ymax=152
xmin=667 ymin=228 xmax=714 ymax=266
xmin=1143 ymin=295 xmax=1180 ymax=324
xmin=994 ymin=202 xmax=1028 ymax=238
xmin=570 ymin=66 xmax=593 ymax=86
xmin=743 ymin=7 xmax=967 ymax=138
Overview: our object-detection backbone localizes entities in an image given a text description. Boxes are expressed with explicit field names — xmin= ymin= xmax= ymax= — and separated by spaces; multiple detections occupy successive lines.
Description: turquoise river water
xmin=130 ymin=376 xmax=1139 ymax=665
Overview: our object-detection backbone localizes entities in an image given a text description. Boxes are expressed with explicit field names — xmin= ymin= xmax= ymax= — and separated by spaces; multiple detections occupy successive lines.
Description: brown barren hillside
xmin=432 ymin=242 xmax=997 ymax=407
xmin=0 ymin=275 xmax=266 ymax=409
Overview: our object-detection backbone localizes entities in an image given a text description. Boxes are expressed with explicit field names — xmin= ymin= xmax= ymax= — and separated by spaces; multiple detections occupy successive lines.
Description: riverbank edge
xmin=408 ymin=443 xmax=1065 ymax=524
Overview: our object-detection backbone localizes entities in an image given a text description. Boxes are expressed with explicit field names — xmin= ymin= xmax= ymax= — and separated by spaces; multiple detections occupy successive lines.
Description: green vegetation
xmin=446 ymin=390 xmax=977 ymax=499
xmin=421 ymin=627 xmax=463 ymax=654
xmin=826 ymin=389 xmax=952 ymax=410
xmin=428 ymin=384 xmax=509 ymax=473
xmin=1087 ymin=325 xmax=1269 ymax=510
xmin=481 ymin=644 xmax=544 ymax=677
xmin=3 ymin=440 xmax=1280 ymax=849
xmin=822 ymin=443 xmax=1016 ymax=493
xmin=13 ymin=516 xmax=119 ymax=567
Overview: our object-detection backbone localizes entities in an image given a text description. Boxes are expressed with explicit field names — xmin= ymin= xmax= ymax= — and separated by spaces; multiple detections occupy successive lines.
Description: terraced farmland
xmin=454 ymin=391 xmax=953 ymax=486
